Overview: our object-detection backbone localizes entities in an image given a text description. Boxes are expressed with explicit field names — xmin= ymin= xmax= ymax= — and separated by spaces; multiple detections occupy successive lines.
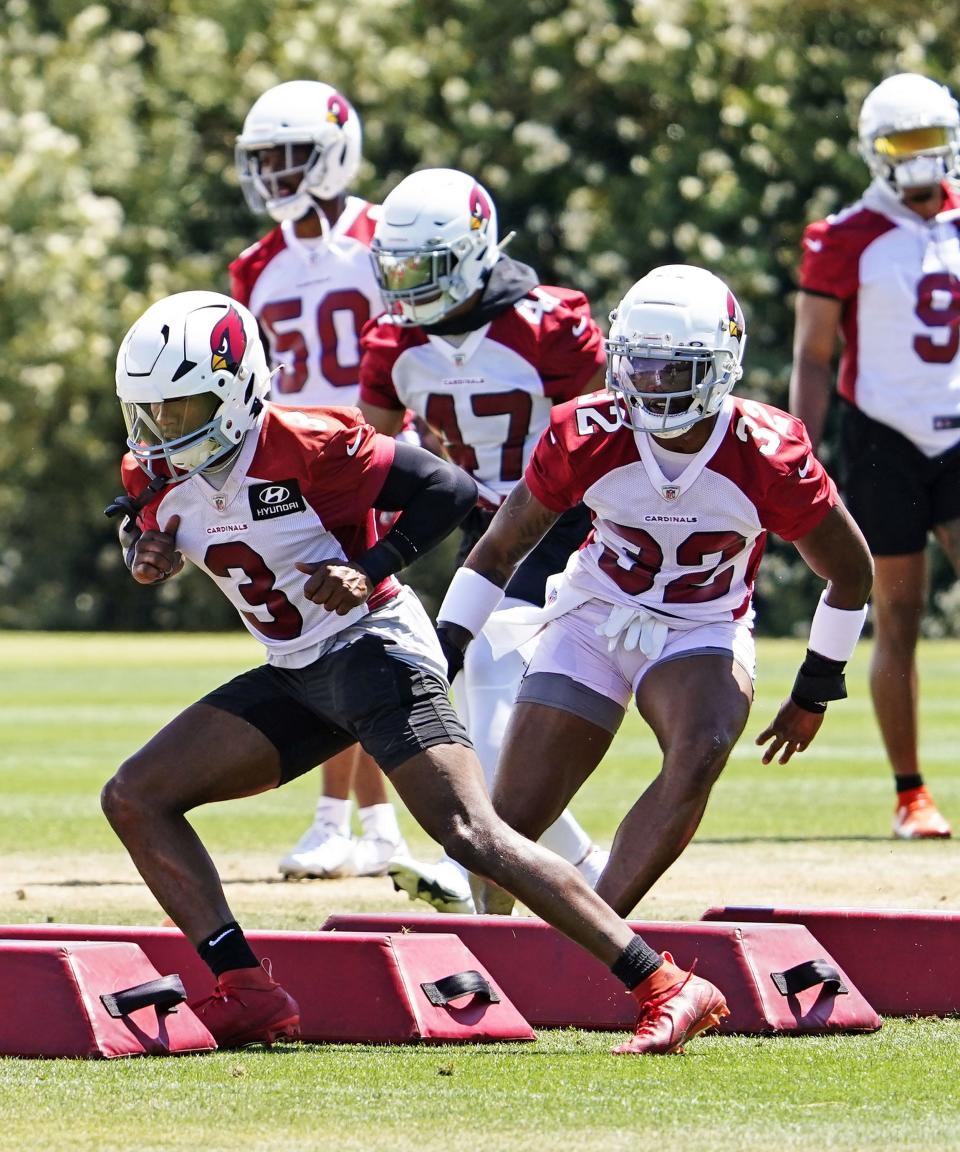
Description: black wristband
xmin=791 ymin=649 xmax=847 ymax=714
xmin=436 ymin=624 xmax=467 ymax=682
xmin=354 ymin=539 xmax=408 ymax=586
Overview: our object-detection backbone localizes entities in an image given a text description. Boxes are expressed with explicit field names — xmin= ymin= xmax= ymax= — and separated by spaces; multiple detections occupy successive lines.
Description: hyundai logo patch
xmin=249 ymin=479 xmax=306 ymax=520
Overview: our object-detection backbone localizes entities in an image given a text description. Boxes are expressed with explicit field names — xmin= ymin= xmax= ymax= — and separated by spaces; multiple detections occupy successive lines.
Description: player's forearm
xmin=436 ymin=482 xmax=560 ymax=651
xmin=358 ymin=443 xmax=477 ymax=584
xmin=788 ymin=359 xmax=834 ymax=453
xmin=795 ymin=504 xmax=874 ymax=609
xmin=462 ymin=482 xmax=560 ymax=588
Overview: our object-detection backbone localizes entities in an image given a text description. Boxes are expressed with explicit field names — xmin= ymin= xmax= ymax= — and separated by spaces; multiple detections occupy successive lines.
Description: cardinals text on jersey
xmin=526 ymin=392 xmax=837 ymax=627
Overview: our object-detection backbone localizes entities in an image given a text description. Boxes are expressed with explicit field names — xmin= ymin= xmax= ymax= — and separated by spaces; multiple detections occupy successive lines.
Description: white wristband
xmin=808 ymin=592 xmax=867 ymax=663
xmin=437 ymin=568 xmax=505 ymax=638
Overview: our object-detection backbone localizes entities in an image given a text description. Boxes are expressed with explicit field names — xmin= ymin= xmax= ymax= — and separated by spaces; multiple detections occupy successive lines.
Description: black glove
xmin=436 ymin=624 xmax=467 ymax=682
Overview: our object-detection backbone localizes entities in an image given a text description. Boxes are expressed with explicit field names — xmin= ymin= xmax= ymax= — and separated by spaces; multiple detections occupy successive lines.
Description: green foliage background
xmin=1 ymin=0 xmax=953 ymax=633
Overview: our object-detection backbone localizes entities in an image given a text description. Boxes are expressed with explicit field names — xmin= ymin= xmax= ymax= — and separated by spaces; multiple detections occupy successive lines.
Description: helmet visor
xmin=614 ymin=356 xmax=706 ymax=416
xmin=874 ymin=126 xmax=950 ymax=158
xmin=375 ymin=251 xmax=438 ymax=293
xmin=122 ymin=392 xmax=222 ymax=476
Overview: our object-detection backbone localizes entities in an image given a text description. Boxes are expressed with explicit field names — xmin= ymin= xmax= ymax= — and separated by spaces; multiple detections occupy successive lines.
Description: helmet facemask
xmin=607 ymin=344 xmax=740 ymax=438
xmin=237 ymin=140 xmax=342 ymax=224
xmin=121 ymin=388 xmax=245 ymax=481
xmin=372 ymin=233 xmax=486 ymax=326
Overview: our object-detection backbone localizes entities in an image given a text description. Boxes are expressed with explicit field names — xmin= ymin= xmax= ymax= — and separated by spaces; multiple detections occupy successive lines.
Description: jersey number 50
xmin=261 ymin=290 xmax=371 ymax=392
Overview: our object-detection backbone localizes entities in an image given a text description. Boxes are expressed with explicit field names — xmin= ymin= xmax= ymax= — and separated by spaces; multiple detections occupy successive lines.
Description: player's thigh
xmin=491 ymin=607 xmax=628 ymax=822
xmin=113 ymin=699 xmax=290 ymax=811
xmin=928 ymin=446 xmax=960 ymax=571
xmin=321 ymin=635 xmax=472 ymax=775
xmin=492 ymin=699 xmax=617 ymax=831
xmin=389 ymin=741 xmax=494 ymax=850
xmin=199 ymin=662 xmax=356 ymax=788
xmin=635 ymin=628 xmax=754 ymax=763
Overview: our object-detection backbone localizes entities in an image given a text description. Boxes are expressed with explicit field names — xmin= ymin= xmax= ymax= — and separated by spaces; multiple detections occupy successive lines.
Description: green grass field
xmin=0 ymin=633 xmax=958 ymax=1151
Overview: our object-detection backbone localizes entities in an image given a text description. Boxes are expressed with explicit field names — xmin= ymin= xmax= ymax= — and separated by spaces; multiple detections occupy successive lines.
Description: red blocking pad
xmin=0 ymin=926 xmax=533 ymax=1044
xmin=0 ymin=940 xmax=216 ymax=1058
xmin=321 ymin=913 xmax=881 ymax=1035
xmin=702 ymin=906 xmax=960 ymax=1017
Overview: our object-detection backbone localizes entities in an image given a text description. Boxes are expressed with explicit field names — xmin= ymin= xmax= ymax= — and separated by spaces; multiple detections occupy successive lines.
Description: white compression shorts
xmin=518 ymin=597 xmax=756 ymax=733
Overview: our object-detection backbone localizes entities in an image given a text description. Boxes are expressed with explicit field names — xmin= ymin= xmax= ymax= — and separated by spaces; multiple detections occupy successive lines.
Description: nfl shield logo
xmin=214 ymin=494 xmax=227 ymax=513
xmin=661 ymin=486 xmax=681 ymax=501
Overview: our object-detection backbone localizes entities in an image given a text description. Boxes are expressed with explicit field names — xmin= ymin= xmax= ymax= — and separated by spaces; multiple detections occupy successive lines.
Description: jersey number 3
xmin=206 ymin=542 xmax=304 ymax=640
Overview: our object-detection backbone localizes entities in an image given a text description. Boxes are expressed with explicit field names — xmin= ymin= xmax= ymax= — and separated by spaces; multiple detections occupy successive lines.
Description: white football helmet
xmin=858 ymin=73 xmax=960 ymax=194
xmin=606 ymin=265 xmax=746 ymax=438
xmin=235 ymin=80 xmax=362 ymax=222
xmin=116 ymin=291 xmax=270 ymax=482
xmin=371 ymin=168 xmax=499 ymax=326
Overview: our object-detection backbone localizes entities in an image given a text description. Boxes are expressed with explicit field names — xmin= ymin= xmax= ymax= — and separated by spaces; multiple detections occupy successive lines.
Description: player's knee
xmin=100 ymin=766 xmax=142 ymax=832
xmin=441 ymin=814 xmax=501 ymax=875
xmin=664 ymin=735 xmax=732 ymax=794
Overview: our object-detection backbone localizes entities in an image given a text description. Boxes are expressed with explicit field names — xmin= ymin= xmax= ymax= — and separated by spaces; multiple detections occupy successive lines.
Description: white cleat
xmin=352 ymin=834 xmax=409 ymax=878
xmin=279 ymin=822 xmax=357 ymax=879
xmin=388 ymin=856 xmax=476 ymax=914
xmin=576 ymin=844 xmax=610 ymax=889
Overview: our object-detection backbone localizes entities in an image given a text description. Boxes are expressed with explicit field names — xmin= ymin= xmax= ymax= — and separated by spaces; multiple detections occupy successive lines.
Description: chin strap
xmin=104 ymin=473 xmax=168 ymax=542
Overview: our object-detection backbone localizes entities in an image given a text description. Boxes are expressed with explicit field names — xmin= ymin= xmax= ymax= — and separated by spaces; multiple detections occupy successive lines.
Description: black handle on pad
xmin=770 ymin=959 xmax=848 ymax=997
xmin=421 ymin=970 xmax=500 ymax=1006
xmin=100 ymin=974 xmax=188 ymax=1018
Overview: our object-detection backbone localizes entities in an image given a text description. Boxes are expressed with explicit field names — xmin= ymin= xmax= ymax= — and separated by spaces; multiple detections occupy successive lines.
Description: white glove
xmin=595 ymin=604 xmax=669 ymax=659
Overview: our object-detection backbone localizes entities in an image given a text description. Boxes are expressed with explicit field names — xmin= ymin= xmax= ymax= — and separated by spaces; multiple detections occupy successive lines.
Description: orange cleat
xmin=190 ymin=963 xmax=301 ymax=1048
xmin=893 ymin=786 xmax=952 ymax=840
xmin=612 ymin=952 xmax=729 ymax=1056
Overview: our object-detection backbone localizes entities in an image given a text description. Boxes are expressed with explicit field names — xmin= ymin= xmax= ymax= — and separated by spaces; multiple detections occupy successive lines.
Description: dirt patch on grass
xmin=2 ymin=836 xmax=956 ymax=930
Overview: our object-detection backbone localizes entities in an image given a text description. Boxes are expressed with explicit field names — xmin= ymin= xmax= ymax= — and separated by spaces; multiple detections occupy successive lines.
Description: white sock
xmin=538 ymin=810 xmax=593 ymax=865
xmin=359 ymin=803 xmax=400 ymax=842
xmin=315 ymin=796 xmax=352 ymax=836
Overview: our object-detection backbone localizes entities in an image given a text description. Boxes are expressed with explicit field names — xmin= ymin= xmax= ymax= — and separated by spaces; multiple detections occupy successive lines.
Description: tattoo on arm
xmin=470 ymin=484 xmax=561 ymax=587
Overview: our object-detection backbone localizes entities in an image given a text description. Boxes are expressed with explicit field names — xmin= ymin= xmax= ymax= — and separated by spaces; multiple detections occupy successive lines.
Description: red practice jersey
xmin=525 ymin=392 xmax=837 ymax=628
xmin=230 ymin=198 xmax=382 ymax=406
xmin=121 ymin=406 xmax=399 ymax=661
xmin=359 ymin=285 xmax=605 ymax=503
xmin=799 ymin=179 xmax=960 ymax=456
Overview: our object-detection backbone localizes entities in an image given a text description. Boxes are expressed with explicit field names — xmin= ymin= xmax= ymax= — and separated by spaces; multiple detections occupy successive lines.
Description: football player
xmin=232 ymin=79 xmax=407 ymax=881
xmin=102 ymin=289 xmax=730 ymax=1054
xmin=435 ymin=265 xmax=874 ymax=917
xmin=790 ymin=72 xmax=960 ymax=838
xmin=360 ymin=168 xmax=610 ymax=911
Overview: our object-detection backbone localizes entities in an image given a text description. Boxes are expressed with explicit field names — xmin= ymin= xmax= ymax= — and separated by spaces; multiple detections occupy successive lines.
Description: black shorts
xmin=455 ymin=502 xmax=592 ymax=606
xmin=840 ymin=401 xmax=960 ymax=556
xmin=201 ymin=635 xmax=472 ymax=784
